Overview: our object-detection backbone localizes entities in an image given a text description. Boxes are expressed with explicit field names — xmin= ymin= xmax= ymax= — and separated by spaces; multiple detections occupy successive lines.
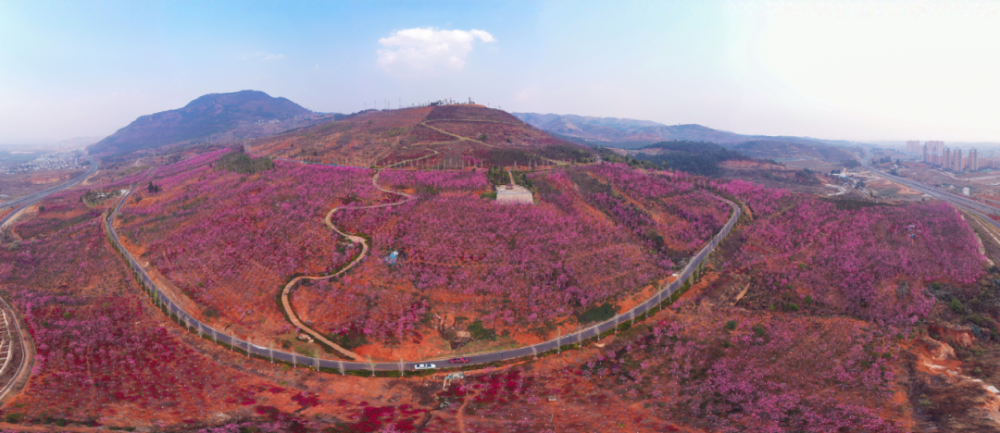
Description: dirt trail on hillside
xmin=279 ymin=148 xmax=441 ymax=360
xmin=419 ymin=122 xmax=500 ymax=149
xmin=421 ymin=121 xmax=572 ymax=167
xmin=424 ymin=118 xmax=526 ymax=127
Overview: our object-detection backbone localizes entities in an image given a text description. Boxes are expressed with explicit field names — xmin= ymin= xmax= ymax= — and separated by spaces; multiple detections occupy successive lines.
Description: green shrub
xmin=785 ymin=302 xmax=800 ymax=312
xmin=752 ymin=325 xmax=766 ymax=338
xmin=804 ymin=295 xmax=813 ymax=304
xmin=724 ymin=320 xmax=737 ymax=331
xmin=384 ymin=127 xmax=406 ymax=137
xmin=327 ymin=331 xmax=368 ymax=350
xmin=468 ymin=320 xmax=497 ymax=341
xmin=4 ymin=413 xmax=24 ymax=423
xmin=216 ymin=151 xmax=274 ymax=175
xmin=949 ymin=298 xmax=964 ymax=314
xmin=577 ymin=303 xmax=616 ymax=324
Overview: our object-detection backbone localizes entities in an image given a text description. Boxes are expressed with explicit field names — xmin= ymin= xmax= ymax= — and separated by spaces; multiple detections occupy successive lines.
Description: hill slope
xmin=251 ymin=104 xmax=596 ymax=166
xmin=513 ymin=112 xmax=749 ymax=145
xmin=88 ymin=90 xmax=323 ymax=155
xmin=514 ymin=112 xmax=858 ymax=162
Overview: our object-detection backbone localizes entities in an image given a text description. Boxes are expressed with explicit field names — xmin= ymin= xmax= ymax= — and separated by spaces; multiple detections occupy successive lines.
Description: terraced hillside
xmin=250 ymin=104 xmax=597 ymax=168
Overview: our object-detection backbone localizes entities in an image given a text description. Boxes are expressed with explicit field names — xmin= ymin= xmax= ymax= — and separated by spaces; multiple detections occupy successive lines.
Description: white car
xmin=413 ymin=363 xmax=436 ymax=370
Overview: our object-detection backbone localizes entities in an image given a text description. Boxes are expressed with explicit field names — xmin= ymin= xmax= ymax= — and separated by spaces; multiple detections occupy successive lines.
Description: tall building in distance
xmin=908 ymin=140 xmax=982 ymax=172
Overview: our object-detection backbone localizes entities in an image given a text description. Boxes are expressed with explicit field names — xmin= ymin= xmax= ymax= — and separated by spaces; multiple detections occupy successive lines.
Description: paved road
xmin=0 ymin=153 xmax=95 ymax=402
xmin=106 ymin=172 xmax=741 ymax=372
xmin=864 ymin=161 xmax=1000 ymax=230
xmin=1 ymin=154 xmax=97 ymax=227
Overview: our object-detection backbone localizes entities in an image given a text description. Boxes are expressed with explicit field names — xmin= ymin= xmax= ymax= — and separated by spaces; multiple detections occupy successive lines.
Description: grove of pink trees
xmin=0 ymin=180 xmax=290 ymax=424
xmin=587 ymin=164 xmax=730 ymax=254
xmin=318 ymin=166 xmax=731 ymax=338
xmin=580 ymin=311 xmax=904 ymax=432
xmin=714 ymin=178 xmax=985 ymax=325
xmin=378 ymin=169 xmax=488 ymax=192
xmin=119 ymin=157 xmax=382 ymax=332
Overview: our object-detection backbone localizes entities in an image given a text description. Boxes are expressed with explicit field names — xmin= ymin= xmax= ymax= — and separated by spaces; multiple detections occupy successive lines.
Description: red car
xmin=449 ymin=357 xmax=470 ymax=364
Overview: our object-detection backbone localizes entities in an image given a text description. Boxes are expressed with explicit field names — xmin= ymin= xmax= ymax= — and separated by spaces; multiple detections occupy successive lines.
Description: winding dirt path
xmin=278 ymin=148 xmax=440 ymax=360
xmin=277 ymin=126 xmax=586 ymax=359
xmin=455 ymin=389 xmax=478 ymax=433
xmin=419 ymin=122 xmax=500 ymax=149
xmin=420 ymin=120 xmax=571 ymax=167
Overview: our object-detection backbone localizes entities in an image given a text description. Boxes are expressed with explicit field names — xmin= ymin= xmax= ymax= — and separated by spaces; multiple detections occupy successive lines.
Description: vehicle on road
xmin=449 ymin=357 xmax=470 ymax=364
xmin=414 ymin=363 xmax=436 ymax=370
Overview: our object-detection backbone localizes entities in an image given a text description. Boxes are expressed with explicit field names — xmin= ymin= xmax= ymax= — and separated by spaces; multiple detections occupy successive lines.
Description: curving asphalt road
xmin=0 ymin=152 xmax=95 ymax=402
xmin=864 ymin=160 xmax=1000 ymax=230
xmin=106 ymin=167 xmax=741 ymax=372
xmin=0 ymin=154 xmax=97 ymax=228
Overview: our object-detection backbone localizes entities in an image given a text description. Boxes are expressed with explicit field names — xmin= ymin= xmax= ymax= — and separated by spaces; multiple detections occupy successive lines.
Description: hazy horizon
xmin=3 ymin=0 xmax=1000 ymax=145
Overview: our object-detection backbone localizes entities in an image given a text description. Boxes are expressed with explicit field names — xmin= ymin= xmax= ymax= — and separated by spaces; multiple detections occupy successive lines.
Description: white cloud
xmin=377 ymin=27 xmax=495 ymax=74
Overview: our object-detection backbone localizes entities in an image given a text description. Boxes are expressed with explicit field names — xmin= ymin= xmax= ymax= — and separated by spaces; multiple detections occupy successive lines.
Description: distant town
xmin=0 ymin=151 xmax=89 ymax=174
xmin=906 ymin=140 xmax=1000 ymax=172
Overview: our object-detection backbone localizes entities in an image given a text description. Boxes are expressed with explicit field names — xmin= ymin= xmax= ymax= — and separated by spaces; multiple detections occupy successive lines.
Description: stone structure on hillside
xmin=496 ymin=183 xmax=533 ymax=205
xmin=497 ymin=184 xmax=535 ymax=204
xmin=495 ymin=170 xmax=534 ymax=205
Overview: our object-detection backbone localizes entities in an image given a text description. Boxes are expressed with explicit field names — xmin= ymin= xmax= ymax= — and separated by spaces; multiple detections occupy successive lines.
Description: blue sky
xmin=3 ymin=0 xmax=1000 ymax=144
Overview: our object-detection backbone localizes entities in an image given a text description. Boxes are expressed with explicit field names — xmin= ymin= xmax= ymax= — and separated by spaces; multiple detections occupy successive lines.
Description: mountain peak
xmin=184 ymin=90 xmax=290 ymax=109
xmin=88 ymin=90 xmax=316 ymax=155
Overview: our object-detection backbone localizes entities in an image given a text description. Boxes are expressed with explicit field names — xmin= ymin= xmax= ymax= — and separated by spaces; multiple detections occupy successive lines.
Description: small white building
xmin=963 ymin=187 xmax=971 ymax=196
xmin=495 ymin=184 xmax=533 ymax=205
